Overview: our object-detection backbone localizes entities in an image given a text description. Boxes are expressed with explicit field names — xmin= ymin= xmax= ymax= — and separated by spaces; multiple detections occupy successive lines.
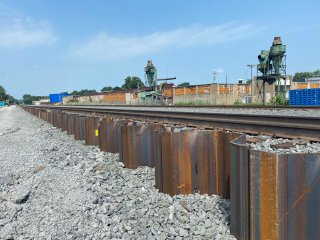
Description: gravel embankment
xmin=0 ymin=106 xmax=235 ymax=240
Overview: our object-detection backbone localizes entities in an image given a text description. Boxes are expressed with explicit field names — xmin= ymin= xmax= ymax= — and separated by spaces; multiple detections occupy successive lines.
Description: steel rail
xmin=50 ymin=104 xmax=320 ymax=109
xmin=25 ymin=105 xmax=320 ymax=141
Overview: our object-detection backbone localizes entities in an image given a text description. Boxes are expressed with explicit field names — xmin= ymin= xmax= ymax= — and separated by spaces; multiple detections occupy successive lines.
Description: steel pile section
xmin=52 ymin=111 xmax=61 ymax=128
xmin=98 ymin=117 xmax=128 ymax=153
xmin=213 ymin=130 xmax=241 ymax=198
xmin=47 ymin=110 xmax=53 ymax=124
xmin=61 ymin=112 xmax=69 ymax=132
xmin=85 ymin=116 xmax=101 ymax=146
xmin=230 ymin=135 xmax=250 ymax=240
xmin=249 ymin=151 xmax=320 ymax=240
xmin=230 ymin=136 xmax=320 ymax=240
xmin=67 ymin=114 xmax=77 ymax=135
xmin=58 ymin=112 xmax=65 ymax=129
xmin=55 ymin=112 xmax=62 ymax=129
xmin=154 ymin=129 xmax=240 ymax=196
xmin=75 ymin=115 xmax=87 ymax=141
xmin=118 ymin=122 xmax=164 ymax=169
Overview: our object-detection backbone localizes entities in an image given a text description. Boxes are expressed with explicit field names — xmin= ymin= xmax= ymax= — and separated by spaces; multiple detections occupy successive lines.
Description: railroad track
xmin=49 ymin=104 xmax=320 ymax=109
xmin=25 ymin=105 xmax=320 ymax=141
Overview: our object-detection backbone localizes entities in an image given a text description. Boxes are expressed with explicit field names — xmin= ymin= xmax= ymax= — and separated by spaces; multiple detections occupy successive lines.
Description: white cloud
xmin=0 ymin=5 xmax=56 ymax=48
xmin=68 ymin=22 xmax=262 ymax=61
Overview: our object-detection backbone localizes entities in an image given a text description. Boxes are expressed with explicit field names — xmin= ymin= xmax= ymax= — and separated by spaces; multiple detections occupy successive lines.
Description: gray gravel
xmin=63 ymin=105 xmax=320 ymax=118
xmin=247 ymin=135 xmax=320 ymax=154
xmin=0 ymin=106 xmax=235 ymax=240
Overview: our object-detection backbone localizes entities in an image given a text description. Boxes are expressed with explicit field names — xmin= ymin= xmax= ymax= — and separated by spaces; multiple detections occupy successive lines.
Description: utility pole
xmin=247 ymin=64 xmax=256 ymax=98
xmin=213 ymin=71 xmax=218 ymax=83
xmin=225 ymin=74 xmax=228 ymax=104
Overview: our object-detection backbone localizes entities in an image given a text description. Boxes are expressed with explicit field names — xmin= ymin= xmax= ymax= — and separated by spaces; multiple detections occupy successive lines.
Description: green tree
xmin=177 ymin=82 xmax=190 ymax=87
xmin=71 ymin=90 xmax=80 ymax=95
xmin=121 ymin=76 xmax=144 ymax=90
xmin=70 ymin=89 xmax=96 ymax=95
xmin=0 ymin=86 xmax=7 ymax=101
xmin=79 ymin=89 xmax=96 ymax=95
xmin=22 ymin=94 xmax=47 ymax=104
xmin=101 ymin=86 xmax=113 ymax=92
xmin=293 ymin=69 xmax=320 ymax=82
xmin=293 ymin=72 xmax=313 ymax=82
xmin=113 ymin=86 xmax=121 ymax=91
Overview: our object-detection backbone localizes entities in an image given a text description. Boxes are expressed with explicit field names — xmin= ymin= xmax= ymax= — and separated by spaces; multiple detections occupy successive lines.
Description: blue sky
xmin=0 ymin=0 xmax=319 ymax=98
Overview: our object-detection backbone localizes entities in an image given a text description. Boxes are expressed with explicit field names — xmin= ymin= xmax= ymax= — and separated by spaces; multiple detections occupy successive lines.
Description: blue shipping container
xmin=49 ymin=93 xmax=70 ymax=103
xmin=289 ymin=88 xmax=320 ymax=106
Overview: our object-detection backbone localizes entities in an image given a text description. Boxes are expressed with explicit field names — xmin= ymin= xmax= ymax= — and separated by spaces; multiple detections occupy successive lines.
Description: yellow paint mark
xmin=95 ymin=130 xmax=99 ymax=136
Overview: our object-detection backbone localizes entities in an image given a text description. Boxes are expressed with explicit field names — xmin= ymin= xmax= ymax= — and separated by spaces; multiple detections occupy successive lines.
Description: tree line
xmin=293 ymin=69 xmax=320 ymax=82
xmin=0 ymin=86 xmax=16 ymax=104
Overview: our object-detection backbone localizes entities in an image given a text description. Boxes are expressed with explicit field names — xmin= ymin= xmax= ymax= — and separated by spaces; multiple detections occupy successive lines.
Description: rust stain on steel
xmin=214 ymin=130 xmax=241 ymax=198
xmin=99 ymin=118 xmax=129 ymax=153
xmin=67 ymin=114 xmax=77 ymax=135
xmin=119 ymin=122 xmax=163 ymax=169
xmin=155 ymin=129 xmax=240 ymax=196
xmin=61 ymin=112 xmax=69 ymax=131
xmin=250 ymin=151 xmax=320 ymax=240
xmin=153 ymin=127 xmax=170 ymax=192
xmin=84 ymin=116 xmax=101 ymax=146
xmin=271 ymin=142 xmax=294 ymax=149
xmin=230 ymin=135 xmax=250 ymax=240
xmin=75 ymin=115 xmax=86 ymax=141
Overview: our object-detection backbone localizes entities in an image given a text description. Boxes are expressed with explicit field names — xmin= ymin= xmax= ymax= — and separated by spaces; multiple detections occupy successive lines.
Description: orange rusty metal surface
xmin=231 ymin=135 xmax=320 ymax=240
xmin=85 ymin=116 xmax=101 ymax=146
xmin=119 ymin=122 xmax=164 ymax=169
xmin=155 ymin=128 xmax=240 ymax=196
xmin=250 ymin=151 xmax=320 ymax=240
xmin=99 ymin=118 xmax=128 ymax=153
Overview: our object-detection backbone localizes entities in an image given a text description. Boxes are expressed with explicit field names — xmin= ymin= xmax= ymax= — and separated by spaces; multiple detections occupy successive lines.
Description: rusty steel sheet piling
xmin=230 ymin=135 xmax=250 ymax=240
xmin=249 ymin=151 xmax=320 ymax=240
xmin=52 ymin=112 xmax=61 ymax=128
xmin=84 ymin=116 xmax=101 ymax=146
xmin=154 ymin=128 xmax=240 ymax=196
xmin=61 ymin=113 xmax=69 ymax=132
xmin=98 ymin=118 xmax=128 ymax=153
xmin=47 ymin=110 xmax=53 ymax=124
xmin=118 ymin=122 xmax=164 ymax=169
xmin=230 ymin=136 xmax=320 ymax=240
xmin=67 ymin=114 xmax=77 ymax=135
xmin=75 ymin=115 xmax=87 ymax=141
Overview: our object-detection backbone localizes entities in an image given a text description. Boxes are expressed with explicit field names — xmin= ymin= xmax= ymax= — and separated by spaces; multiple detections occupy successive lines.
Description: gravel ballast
xmin=247 ymin=135 xmax=320 ymax=154
xmin=64 ymin=105 xmax=320 ymax=118
xmin=0 ymin=106 xmax=235 ymax=240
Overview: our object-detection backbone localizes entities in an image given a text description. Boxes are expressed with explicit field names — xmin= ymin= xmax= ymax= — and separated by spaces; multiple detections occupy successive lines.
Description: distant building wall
xmin=173 ymin=83 xmax=251 ymax=105
xmin=291 ymin=82 xmax=320 ymax=90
